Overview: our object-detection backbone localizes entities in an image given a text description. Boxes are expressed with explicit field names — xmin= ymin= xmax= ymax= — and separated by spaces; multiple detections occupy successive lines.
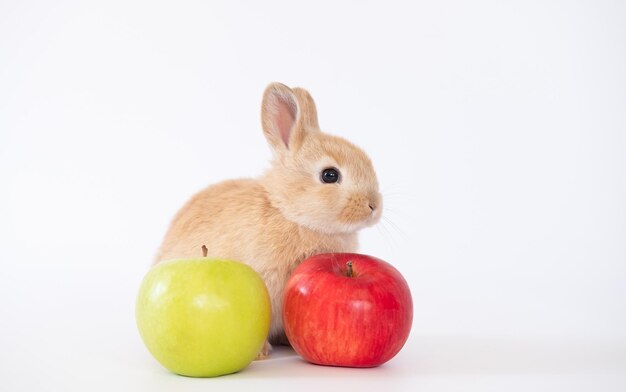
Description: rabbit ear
xmin=261 ymin=83 xmax=319 ymax=153
xmin=292 ymin=87 xmax=319 ymax=132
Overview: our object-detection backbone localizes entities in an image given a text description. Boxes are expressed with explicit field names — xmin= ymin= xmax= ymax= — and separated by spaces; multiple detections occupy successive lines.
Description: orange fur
xmin=155 ymin=83 xmax=382 ymax=357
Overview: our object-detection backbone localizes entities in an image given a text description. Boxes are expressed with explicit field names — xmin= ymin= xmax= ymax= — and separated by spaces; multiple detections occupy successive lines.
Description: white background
xmin=1 ymin=1 xmax=625 ymax=391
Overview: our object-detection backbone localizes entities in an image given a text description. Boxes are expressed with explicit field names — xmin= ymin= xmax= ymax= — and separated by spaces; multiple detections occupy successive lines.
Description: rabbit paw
xmin=255 ymin=340 xmax=272 ymax=360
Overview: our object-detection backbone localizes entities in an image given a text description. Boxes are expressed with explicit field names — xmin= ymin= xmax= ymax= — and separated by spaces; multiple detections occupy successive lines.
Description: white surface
xmin=1 ymin=1 xmax=626 ymax=391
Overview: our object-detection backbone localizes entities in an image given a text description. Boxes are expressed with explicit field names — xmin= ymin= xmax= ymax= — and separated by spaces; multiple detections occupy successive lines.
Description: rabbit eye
xmin=320 ymin=168 xmax=340 ymax=184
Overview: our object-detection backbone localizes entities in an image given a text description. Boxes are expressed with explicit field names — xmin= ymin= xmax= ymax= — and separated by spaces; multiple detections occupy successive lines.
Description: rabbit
xmin=154 ymin=82 xmax=382 ymax=359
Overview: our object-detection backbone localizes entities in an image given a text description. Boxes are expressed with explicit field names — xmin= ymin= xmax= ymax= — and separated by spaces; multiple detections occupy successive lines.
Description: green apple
xmin=136 ymin=257 xmax=271 ymax=377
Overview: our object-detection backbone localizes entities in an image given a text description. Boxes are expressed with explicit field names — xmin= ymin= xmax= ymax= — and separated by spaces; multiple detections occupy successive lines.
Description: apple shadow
xmin=233 ymin=346 xmax=416 ymax=380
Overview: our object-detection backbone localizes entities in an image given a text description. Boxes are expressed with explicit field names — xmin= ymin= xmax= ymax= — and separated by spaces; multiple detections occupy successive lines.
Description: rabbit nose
xmin=368 ymin=193 xmax=382 ymax=214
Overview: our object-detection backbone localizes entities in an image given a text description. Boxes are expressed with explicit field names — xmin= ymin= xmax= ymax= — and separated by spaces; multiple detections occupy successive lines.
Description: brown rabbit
xmin=155 ymin=82 xmax=382 ymax=358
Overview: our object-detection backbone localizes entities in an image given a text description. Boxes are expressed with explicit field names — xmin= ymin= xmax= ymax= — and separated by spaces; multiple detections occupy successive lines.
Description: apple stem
xmin=346 ymin=261 xmax=353 ymax=278
xmin=201 ymin=245 xmax=208 ymax=258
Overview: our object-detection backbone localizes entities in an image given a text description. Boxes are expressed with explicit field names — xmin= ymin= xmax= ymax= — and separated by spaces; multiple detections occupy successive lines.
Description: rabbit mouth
xmin=334 ymin=213 xmax=380 ymax=234
xmin=338 ymin=200 xmax=382 ymax=231
xmin=363 ymin=207 xmax=382 ymax=229
xmin=367 ymin=205 xmax=382 ymax=226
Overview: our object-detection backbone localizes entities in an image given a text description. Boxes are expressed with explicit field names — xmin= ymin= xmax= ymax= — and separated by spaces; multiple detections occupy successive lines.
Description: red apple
xmin=282 ymin=253 xmax=413 ymax=368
